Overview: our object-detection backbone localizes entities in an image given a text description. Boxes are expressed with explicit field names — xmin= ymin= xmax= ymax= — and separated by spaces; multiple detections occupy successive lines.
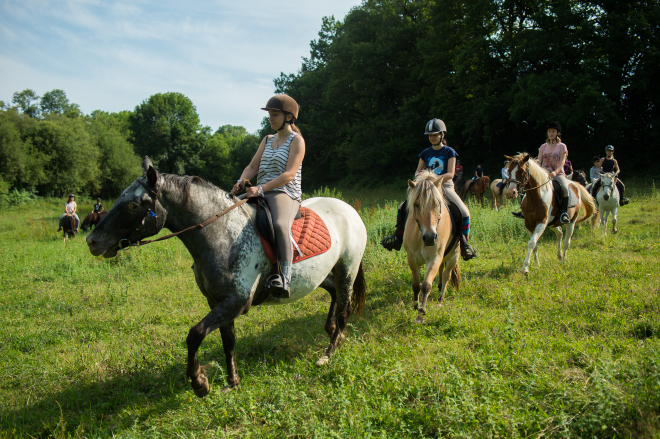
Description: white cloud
xmin=0 ymin=0 xmax=361 ymax=131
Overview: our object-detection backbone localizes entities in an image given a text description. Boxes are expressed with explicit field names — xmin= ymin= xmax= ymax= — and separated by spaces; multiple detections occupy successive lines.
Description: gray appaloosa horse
xmin=86 ymin=157 xmax=367 ymax=397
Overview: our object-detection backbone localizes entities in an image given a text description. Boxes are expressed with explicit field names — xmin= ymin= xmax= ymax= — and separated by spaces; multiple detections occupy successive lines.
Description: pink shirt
xmin=538 ymin=142 xmax=567 ymax=175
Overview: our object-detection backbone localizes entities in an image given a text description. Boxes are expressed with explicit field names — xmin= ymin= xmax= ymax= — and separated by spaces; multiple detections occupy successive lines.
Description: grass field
xmin=1 ymin=183 xmax=659 ymax=438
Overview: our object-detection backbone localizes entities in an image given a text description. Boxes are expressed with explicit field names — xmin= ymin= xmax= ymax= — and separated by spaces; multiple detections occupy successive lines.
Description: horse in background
xmin=571 ymin=170 xmax=588 ymax=187
xmin=505 ymin=153 xmax=595 ymax=274
xmin=592 ymin=172 xmax=619 ymax=234
xmin=81 ymin=211 xmax=107 ymax=232
xmin=61 ymin=214 xmax=76 ymax=243
xmin=460 ymin=176 xmax=490 ymax=205
xmin=489 ymin=179 xmax=508 ymax=211
xmin=404 ymin=170 xmax=460 ymax=324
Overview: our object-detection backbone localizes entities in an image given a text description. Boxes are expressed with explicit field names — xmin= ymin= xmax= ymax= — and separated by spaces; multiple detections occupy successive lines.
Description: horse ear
xmin=434 ymin=177 xmax=443 ymax=188
xmin=147 ymin=166 xmax=159 ymax=188
xmin=504 ymin=155 xmax=513 ymax=161
xmin=142 ymin=156 xmax=154 ymax=176
xmin=521 ymin=154 xmax=531 ymax=164
xmin=408 ymin=180 xmax=416 ymax=189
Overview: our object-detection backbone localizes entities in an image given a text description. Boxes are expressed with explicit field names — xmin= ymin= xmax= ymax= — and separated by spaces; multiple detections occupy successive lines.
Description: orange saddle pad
xmin=259 ymin=207 xmax=332 ymax=264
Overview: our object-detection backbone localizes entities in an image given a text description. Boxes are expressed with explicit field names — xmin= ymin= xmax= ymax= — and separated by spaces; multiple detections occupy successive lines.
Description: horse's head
xmin=482 ymin=176 xmax=490 ymax=187
xmin=573 ymin=170 xmax=587 ymax=186
xmin=87 ymin=157 xmax=166 ymax=258
xmin=81 ymin=213 xmax=92 ymax=232
xmin=599 ymin=172 xmax=617 ymax=201
xmin=407 ymin=170 xmax=444 ymax=246
xmin=504 ymin=154 xmax=530 ymax=198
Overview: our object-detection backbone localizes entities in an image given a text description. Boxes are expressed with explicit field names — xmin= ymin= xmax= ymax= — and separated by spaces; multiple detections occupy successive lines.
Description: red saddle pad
xmin=259 ymin=207 xmax=332 ymax=264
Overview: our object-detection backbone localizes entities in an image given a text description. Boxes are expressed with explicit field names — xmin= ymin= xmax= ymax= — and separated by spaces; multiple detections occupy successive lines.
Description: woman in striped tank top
xmin=232 ymin=95 xmax=305 ymax=298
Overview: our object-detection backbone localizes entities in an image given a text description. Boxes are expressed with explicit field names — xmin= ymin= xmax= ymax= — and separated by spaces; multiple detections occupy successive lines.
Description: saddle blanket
xmin=260 ymin=207 xmax=332 ymax=264
xmin=553 ymin=181 xmax=579 ymax=208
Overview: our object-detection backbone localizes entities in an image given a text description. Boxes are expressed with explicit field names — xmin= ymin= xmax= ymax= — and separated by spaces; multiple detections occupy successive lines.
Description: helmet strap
xmin=277 ymin=113 xmax=293 ymax=131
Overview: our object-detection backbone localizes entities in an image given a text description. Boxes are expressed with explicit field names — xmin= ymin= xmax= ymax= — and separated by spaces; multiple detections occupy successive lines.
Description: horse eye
xmin=128 ymin=202 xmax=139 ymax=210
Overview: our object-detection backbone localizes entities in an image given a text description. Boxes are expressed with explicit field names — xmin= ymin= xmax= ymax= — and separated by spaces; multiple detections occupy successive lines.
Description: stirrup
xmin=512 ymin=211 xmax=524 ymax=219
xmin=620 ymin=198 xmax=629 ymax=206
xmin=560 ymin=212 xmax=570 ymax=224
xmin=266 ymin=274 xmax=290 ymax=298
xmin=460 ymin=237 xmax=477 ymax=261
xmin=380 ymin=234 xmax=402 ymax=251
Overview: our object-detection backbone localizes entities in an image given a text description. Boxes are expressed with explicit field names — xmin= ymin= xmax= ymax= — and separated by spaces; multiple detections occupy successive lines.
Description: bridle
xmin=414 ymin=203 xmax=442 ymax=242
xmin=504 ymin=164 xmax=552 ymax=194
xmin=115 ymin=178 xmax=248 ymax=251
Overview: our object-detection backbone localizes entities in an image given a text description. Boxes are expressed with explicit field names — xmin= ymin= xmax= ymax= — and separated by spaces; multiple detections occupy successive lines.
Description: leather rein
xmin=505 ymin=167 xmax=552 ymax=194
xmin=117 ymin=179 xmax=248 ymax=250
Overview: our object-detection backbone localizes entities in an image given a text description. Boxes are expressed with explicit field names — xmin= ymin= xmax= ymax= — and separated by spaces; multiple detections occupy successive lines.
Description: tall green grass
xmin=0 ymin=186 xmax=659 ymax=438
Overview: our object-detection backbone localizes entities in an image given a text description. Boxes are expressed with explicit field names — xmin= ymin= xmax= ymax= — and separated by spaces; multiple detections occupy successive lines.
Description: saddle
xmin=440 ymin=190 xmax=463 ymax=257
xmin=551 ymin=180 xmax=578 ymax=209
xmin=247 ymin=197 xmax=332 ymax=265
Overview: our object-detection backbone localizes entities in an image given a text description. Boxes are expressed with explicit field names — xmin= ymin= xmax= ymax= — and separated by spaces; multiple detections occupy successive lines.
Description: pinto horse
xmin=87 ymin=157 xmax=367 ymax=396
xmin=505 ymin=154 xmax=595 ymax=274
xmin=81 ymin=211 xmax=107 ymax=232
xmin=460 ymin=176 xmax=490 ymax=205
xmin=404 ymin=171 xmax=460 ymax=324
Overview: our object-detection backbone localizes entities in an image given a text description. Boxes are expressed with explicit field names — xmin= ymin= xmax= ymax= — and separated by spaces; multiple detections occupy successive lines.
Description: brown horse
xmin=404 ymin=171 xmax=460 ymax=324
xmin=62 ymin=214 xmax=76 ymax=243
xmin=504 ymin=154 xmax=595 ymax=273
xmin=460 ymin=176 xmax=490 ymax=205
xmin=81 ymin=211 xmax=107 ymax=232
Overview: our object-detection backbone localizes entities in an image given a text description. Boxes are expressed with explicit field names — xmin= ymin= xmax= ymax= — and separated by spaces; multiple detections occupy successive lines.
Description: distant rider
xmin=591 ymin=145 xmax=629 ymax=206
xmin=91 ymin=198 xmax=104 ymax=215
xmin=380 ymin=118 xmax=476 ymax=260
xmin=498 ymin=160 xmax=510 ymax=195
xmin=589 ymin=156 xmax=601 ymax=183
xmin=232 ymin=95 xmax=305 ymax=298
xmin=57 ymin=193 xmax=79 ymax=232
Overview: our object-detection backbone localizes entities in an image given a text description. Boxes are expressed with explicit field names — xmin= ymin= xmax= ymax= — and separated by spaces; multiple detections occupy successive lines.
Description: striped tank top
xmin=257 ymin=133 xmax=302 ymax=201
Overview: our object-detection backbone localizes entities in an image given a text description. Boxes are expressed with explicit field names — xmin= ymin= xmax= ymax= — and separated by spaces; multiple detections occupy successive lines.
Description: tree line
xmin=276 ymin=0 xmax=660 ymax=185
xmin=0 ymin=90 xmax=262 ymax=199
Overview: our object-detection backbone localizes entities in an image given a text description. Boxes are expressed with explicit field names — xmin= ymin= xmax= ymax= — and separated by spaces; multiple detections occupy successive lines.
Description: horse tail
xmin=351 ymin=262 xmax=367 ymax=317
xmin=450 ymin=264 xmax=461 ymax=292
xmin=576 ymin=183 xmax=596 ymax=223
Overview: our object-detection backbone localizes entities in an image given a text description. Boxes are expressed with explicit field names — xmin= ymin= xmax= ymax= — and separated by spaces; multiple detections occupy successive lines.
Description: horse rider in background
xmin=590 ymin=145 xmax=629 ymax=206
xmin=57 ymin=193 xmax=79 ymax=233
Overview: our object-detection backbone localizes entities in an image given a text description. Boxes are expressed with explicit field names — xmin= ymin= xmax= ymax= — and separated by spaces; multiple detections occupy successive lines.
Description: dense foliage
xmin=276 ymin=0 xmax=660 ymax=185
xmin=0 ymin=90 xmax=261 ymax=199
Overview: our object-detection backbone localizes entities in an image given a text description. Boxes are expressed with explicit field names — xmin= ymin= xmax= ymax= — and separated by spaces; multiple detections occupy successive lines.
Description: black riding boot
xmin=512 ymin=211 xmax=524 ymax=219
xmin=560 ymin=196 xmax=570 ymax=224
xmin=381 ymin=201 xmax=407 ymax=251
xmin=617 ymin=181 xmax=629 ymax=205
xmin=459 ymin=236 xmax=477 ymax=261
xmin=266 ymin=261 xmax=292 ymax=298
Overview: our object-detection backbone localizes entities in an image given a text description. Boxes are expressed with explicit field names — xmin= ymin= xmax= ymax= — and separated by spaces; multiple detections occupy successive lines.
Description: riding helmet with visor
xmin=605 ymin=145 xmax=614 ymax=151
xmin=68 ymin=193 xmax=75 ymax=198
xmin=424 ymin=118 xmax=447 ymax=135
xmin=261 ymin=95 xmax=299 ymax=131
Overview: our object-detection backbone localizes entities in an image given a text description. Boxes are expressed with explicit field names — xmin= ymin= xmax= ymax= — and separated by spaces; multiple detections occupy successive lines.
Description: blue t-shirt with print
xmin=418 ymin=146 xmax=458 ymax=176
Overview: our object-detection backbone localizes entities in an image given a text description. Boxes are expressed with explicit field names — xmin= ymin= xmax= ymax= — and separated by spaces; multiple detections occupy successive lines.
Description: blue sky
xmin=0 ymin=0 xmax=361 ymax=132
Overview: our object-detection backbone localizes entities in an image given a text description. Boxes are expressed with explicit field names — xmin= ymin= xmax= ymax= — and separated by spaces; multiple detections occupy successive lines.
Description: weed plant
xmin=0 ymin=185 xmax=659 ymax=438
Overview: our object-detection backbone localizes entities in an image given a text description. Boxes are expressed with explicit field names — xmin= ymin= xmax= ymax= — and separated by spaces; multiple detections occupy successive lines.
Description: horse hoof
xmin=414 ymin=316 xmax=425 ymax=324
xmin=191 ymin=375 xmax=210 ymax=398
xmin=220 ymin=386 xmax=235 ymax=394
xmin=316 ymin=356 xmax=330 ymax=367
xmin=613 ymin=229 xmax=618 ymax=234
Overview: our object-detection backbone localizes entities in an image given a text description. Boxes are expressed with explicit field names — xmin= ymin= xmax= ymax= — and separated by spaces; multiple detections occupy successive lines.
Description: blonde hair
xmin=406 ymin=170 xmax=445 ymax=217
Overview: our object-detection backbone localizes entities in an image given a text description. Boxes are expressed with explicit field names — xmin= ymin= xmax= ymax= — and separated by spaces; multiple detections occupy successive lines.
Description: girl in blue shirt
xmin=381 ymin=119 xmax=476 ymax=260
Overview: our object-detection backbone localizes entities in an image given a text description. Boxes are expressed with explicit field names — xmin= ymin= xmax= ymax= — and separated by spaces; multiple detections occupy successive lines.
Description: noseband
xmin=504 ymin=165 xmax=552 ymax=194
xmin=117 ymin=178 xmax=162 ymax=250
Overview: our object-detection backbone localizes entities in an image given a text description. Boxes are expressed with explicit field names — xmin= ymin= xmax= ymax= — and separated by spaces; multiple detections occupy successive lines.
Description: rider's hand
xmin=245 ymin=186 xmax=260 ymax=198
xmin=231 ymin=181 xmax=244 ymax=194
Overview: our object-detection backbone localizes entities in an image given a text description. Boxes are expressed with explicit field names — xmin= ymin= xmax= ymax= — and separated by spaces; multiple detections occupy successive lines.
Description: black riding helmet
xmin=547 ymin=121 xmax=562 ymax=133
xmin=424 ymin=118 xmax=447 ymax=135
xmin=605 ymin=145 xmax=614 ymax=151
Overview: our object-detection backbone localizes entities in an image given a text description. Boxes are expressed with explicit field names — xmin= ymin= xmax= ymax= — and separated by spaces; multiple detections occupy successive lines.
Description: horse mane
xmin=160 ymin=174 xmax=220 ymax=209
xmin=515 ymin=153 xmax=550 ymax=185
xmin=407 ymin=170 xmax=445 ymax=216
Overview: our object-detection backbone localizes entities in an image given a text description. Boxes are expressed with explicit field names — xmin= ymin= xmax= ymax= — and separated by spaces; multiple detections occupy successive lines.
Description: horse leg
xmin=407 ymin=252 xmax=421 ymax=311
xmin=561 ymin=222 xmax=576 ymax=261
xmin=602 ymin=211 xmax=610 ymax=235
xmin=552 ymin=226 xmax=563 ymax=261
xmin=320 ymin=274 xmax=338 ymax=338
xmin=316 ymin=263 xmax=357 ymax=366
xmin=219 ymin=321 xmax=238 ymax=392
xmin=416 ymin=257 xmax=443 ymax=324
xmin=438 ymin=253 xmax=459 ymax=304
xmin=533 ymin=242 xmax=540 ymax=266
xmin=186 ymin=302 xmax=245 ymax=397
xmin=612 ymin=207 xmax=618 ymax=234
xmin=521 ymin=224 xmax=546 ymax=273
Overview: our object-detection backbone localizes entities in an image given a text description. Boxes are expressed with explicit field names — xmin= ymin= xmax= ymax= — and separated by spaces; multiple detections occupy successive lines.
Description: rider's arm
xmin=247 ymin=136 xmax=306 ymax=196
xmin=415 ymin=158 xmax=426 ymax=174
xmin=237 ymin=136 xmax=269 ymax=181
xmin=440 ymin=157 xmax=456 ymax=182
xmin=597 ymin=158 xmax=604 ymax=172
xmin=551 ymin=151 xmax=566 ymax=177
xmin=613 ymin=159 xmax=620 ymax=175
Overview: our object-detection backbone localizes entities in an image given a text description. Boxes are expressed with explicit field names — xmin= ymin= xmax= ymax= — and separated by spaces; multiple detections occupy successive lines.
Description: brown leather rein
xmin=117 ymin=179 xmax=248 ymax=250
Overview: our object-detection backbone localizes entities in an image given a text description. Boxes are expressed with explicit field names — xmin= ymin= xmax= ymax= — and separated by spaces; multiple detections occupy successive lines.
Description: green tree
xmin=12 ymin=89 xmax=40 ymax=118
xmin=130 ymin=92 xmax=207 ymax=175
xmin=41 ymin=89 xmax=69 ymax=115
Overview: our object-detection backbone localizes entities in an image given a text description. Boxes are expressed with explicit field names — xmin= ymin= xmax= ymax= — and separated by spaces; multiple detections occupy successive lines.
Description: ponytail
xmin=291 ymin=120 xmax=302 ymax=136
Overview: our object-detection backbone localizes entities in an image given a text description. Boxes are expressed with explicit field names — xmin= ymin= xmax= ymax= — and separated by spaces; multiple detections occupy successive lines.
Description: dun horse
xmin=460 ymin=176 xmax=490 ymax=205
xmin=505 ymin=154 xmax=595 ymax=273
xmin=404 ymin=171 xmax=460 ymax=324
xmin=87 ymin=157 xmax=367 ymax=397
xmin=489 ymin=179 xmax=508 ymax=211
